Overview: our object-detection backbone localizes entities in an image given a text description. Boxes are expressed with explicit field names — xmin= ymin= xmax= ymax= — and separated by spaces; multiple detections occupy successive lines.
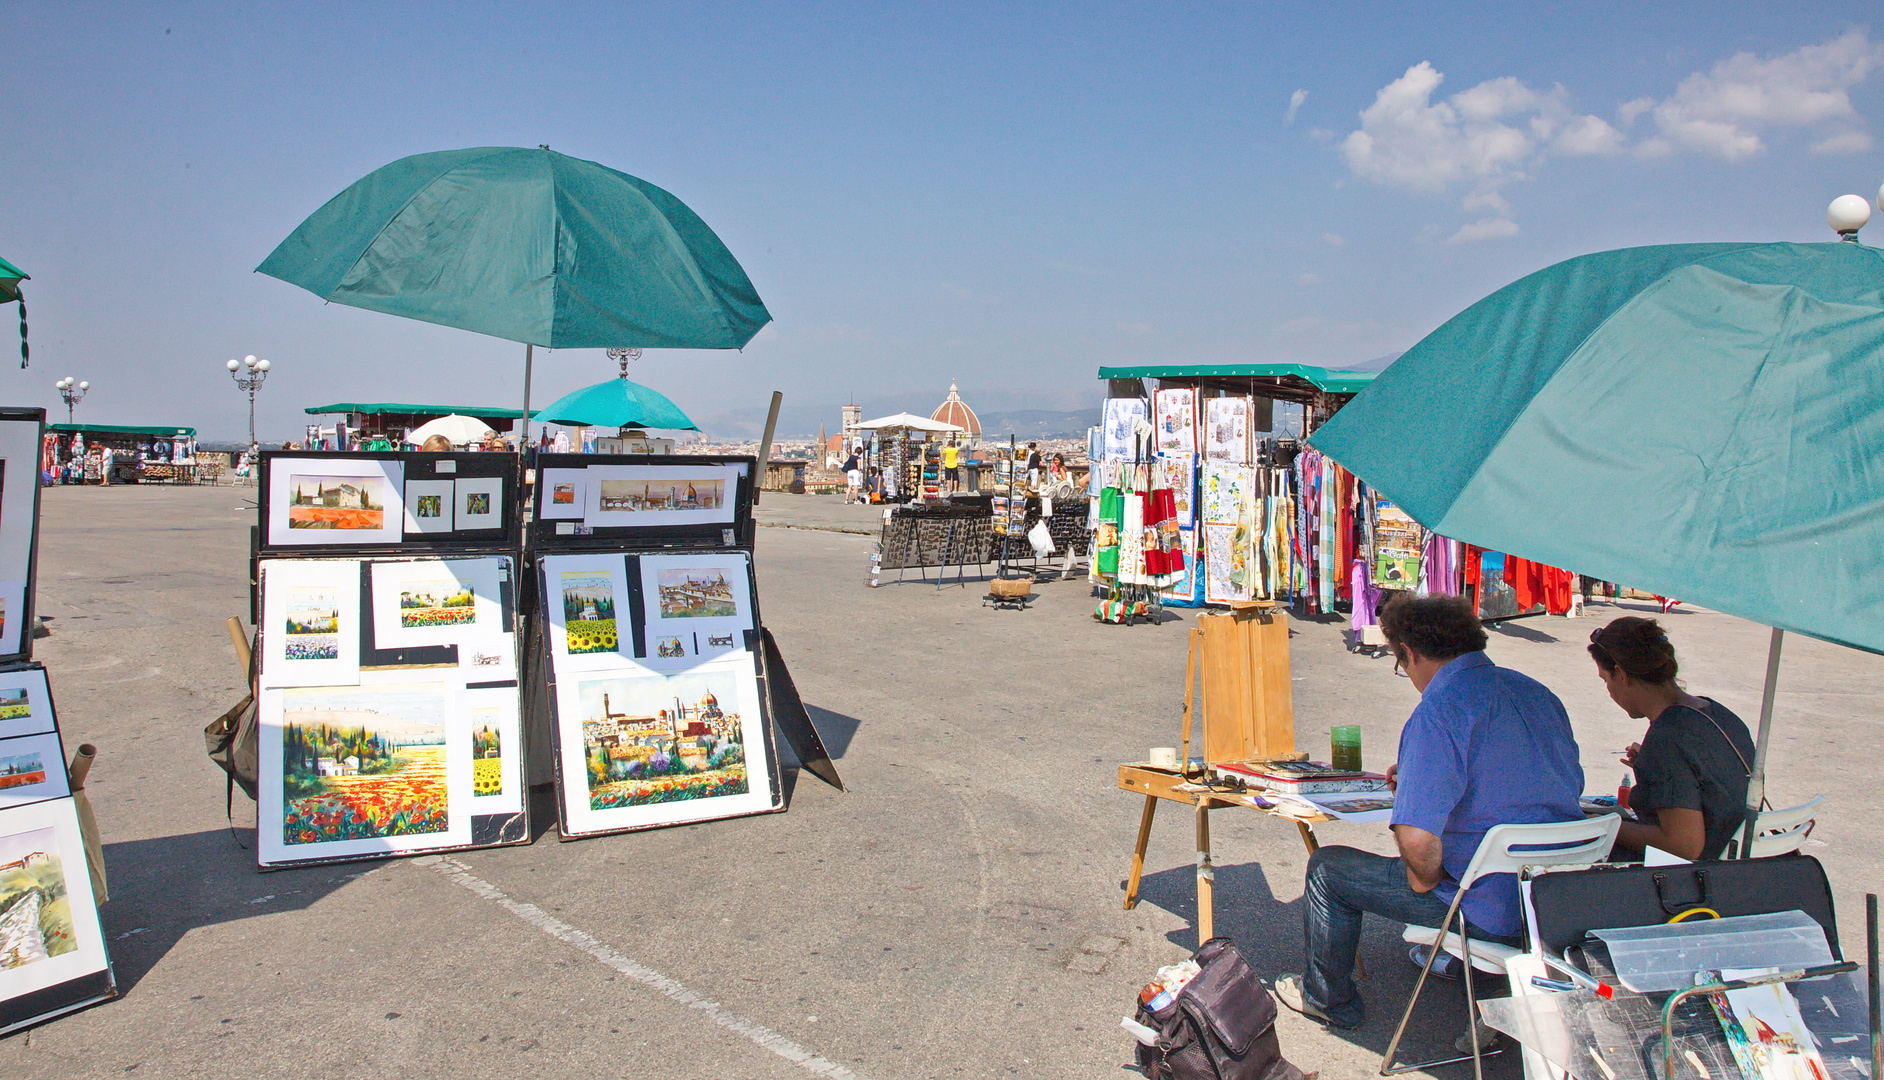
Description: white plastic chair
xmin=1381 ymin=815 xmax=1622 ymax=1079
xmin=1726 ymin=794 xmax=1823 ymax=859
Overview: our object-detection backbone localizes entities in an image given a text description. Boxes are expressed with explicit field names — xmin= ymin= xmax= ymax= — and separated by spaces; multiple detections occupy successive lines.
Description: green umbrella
xmin=0 ymin=255 xmax=26 ymax=304
xmin=1308 ymin=238 xmax=1884 ymax=852
xmin=532 ymin=377 xmax=699 ymax=431
xmin=256 ymin=146 xmax=770 ymax=437
xmin=0 ymin=255 xmax=27 ymax=368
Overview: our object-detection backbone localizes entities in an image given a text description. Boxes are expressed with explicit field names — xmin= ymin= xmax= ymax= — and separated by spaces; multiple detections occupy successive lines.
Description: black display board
xmin=257 ymin=450 xmax=521 ymax=555
xmin=528 ymin=455 xmax=839 ymax=840
xmin=0 ymin=409 xmax=47 ymax=665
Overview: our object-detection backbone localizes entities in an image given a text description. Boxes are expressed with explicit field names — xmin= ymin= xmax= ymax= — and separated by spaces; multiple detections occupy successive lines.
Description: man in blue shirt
xmin=1275 ymin=595 xmax=1584 ymax=1028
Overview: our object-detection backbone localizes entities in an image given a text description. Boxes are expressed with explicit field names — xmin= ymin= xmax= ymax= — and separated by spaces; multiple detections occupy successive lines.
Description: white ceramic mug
xmin=1148 ymin=746 xmax=1179 ymax=770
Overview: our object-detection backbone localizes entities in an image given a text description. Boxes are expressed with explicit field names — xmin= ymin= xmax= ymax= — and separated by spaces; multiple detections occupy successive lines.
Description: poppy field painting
xmin=278 ymin=684 xmax=449 ymax=846
xmin=399 ymin=581 xmax=475 ymax=629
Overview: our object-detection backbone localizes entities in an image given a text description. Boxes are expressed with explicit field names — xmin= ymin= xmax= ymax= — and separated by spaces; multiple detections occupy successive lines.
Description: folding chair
xmin=1726 ymin=793 xmax=1823 ymax=859
xmin=1380 ymin=815 xmax=1621 ymax=1079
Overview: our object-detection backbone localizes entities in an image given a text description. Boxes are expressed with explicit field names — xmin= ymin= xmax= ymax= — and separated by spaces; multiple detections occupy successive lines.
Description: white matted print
xmin=454 ymin=476 xmax=504 ymax=530
xmin=402 ymin=480 xmax=456 ymax=534
xmin=637 ymin=552 xmax=754 ymax=667
xmin=541 ymin=554 xmax=633 ymax=672
xmin=1203 ymin=523 xmax=1252 ymax=604
xmin=1154 ymin=388 xmax=1197 ymax=456
xmin=553 ymin=652 xmax=774 ymax=836
xmin=1204 ymin=397 xmax=1250 ymax=464
xmin=370 ymin=557 xmax=505 ymax=649
xmin=257 ymin=678 xmax=472 ymax=866
xmin=0 ymin=732 xmax=68 ymax=810
xmin=0 ymin=667 xmax=54 ymax=741
xmin=582 ymin=464 xmax=741 ymax=528
xmin=267 ymin=457 xmax=404 ymax=546
xmin=0 ymin=799 xmax=110 ymax=1003
xmin=538 ymin=469 xmax=585 ymax=521
xmin=463 ymin=686 xmax=523 ymax=816
xmin=260 ymin=560 xmax=362 ymax=688
xmin=0 ymin=420 xmax=35 ymax=657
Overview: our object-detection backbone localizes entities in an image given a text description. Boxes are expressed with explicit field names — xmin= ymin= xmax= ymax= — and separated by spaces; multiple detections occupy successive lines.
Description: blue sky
xmin=4 ymin=3 xmax=1882 ymax=439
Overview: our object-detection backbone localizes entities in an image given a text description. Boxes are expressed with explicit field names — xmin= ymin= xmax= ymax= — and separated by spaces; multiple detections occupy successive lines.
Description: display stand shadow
xmin=0 ymin=409 xmax=118 ymax=1031
xmin=529 ymin=454 xmax=840 ymax=841
xmin=249 ymin=450 xmax=531 ymax=870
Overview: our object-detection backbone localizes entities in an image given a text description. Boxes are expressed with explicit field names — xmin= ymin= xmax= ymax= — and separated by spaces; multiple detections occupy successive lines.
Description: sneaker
xmin=1272 ymin=974 xmax=1357 ymax=1029
xmin=1454 ymin=1022 xmax=1505 ymax=1055
xmin=1408 ymin=944 xmax=1465 ymax=981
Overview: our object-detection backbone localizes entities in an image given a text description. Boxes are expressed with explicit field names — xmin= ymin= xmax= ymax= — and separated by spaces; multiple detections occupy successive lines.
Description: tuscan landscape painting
xmin=284 ymin=586 xmax=342 ymax=661
xmin=0 ymin=690 xmax=28 ymax=722
xmin=0 ymin=750 xmax=46 ymax=791
xmin=399 ymin=581 xmax=475 ymax=629
xmin=279 ymin=684 xmax=449 ymax=845
xmin=574 ymin=671 xmax=747 ymax=811
xmin=596 ymin=478 xmax=723 ymax=513
xmin=560 ymin=571 xmax=617 ymax=655
xmin=286 ymin=475 xmax=388 ymax=530
xmin=0 ymin=827 xmax=76 ymax=971
xmin=471 ymin=713 xmax=502 ymax=798
xmin=656 ymin=569 xmax=738 ymax=619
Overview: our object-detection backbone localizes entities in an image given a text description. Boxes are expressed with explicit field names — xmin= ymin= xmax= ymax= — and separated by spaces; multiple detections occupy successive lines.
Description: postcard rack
xmin=0 ymin=409 xmax=118 ymax=1033
xmin=248 ymin=450 xmax=531 ymax=870
xmin=528 ymin=453 xmax=840 ymax=842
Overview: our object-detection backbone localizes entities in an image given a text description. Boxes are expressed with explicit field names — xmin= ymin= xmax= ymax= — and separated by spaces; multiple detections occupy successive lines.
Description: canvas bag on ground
xmin=1134 ymin=937 xmax=1310 ymax=1080
xmin=204 ymin=629 xmax=260 ymax=813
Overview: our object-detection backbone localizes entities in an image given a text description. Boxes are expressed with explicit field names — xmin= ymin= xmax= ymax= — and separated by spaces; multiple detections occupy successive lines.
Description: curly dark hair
xmin=1378 ymin=594 xmax=1487 ymax=661
xmin=1588 ymin=616 xmax=1678 ymax=684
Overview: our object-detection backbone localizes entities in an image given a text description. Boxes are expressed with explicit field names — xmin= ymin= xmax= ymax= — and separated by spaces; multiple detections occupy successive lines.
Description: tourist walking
xmin=843 ymin=448 xmax=862 ymax=503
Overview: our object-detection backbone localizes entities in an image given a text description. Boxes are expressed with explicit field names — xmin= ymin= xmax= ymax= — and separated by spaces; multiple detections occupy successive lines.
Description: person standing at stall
xmin=1274 ymin=595 xmax=1583 ymax=1029
xmin=941 ymin=438 xmax=961 ymax=496
xmin=843 ymin=447 xmax=862 ymax=503
xmin=1025 ymin=442 xmax=1042 ymax=487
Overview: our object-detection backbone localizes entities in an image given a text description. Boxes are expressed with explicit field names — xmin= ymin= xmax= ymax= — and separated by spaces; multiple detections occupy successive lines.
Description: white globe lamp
xmin=1828 ymin=194 xmax=1871 ymax=239
xmin=226 ymin=359 xmax=240 ymax=372
xmin=78 ymin=381 xmax=88 ymax=391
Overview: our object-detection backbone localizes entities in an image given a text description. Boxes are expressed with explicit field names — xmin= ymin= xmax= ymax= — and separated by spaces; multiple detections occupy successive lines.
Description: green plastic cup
xmin=1331 ymin=726 xmax=1362 ymax=772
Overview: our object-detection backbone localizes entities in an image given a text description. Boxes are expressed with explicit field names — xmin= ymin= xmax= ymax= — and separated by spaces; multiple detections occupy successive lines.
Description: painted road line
xmin=417 ymin=855 xmax=863 ymax=1080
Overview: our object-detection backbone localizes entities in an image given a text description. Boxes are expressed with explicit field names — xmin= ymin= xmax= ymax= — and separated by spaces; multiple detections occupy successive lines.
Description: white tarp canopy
xmin=854 ymin=412 xmax=963 ymax=433
xmin=405 ymin=413 xmax=496 ymax=446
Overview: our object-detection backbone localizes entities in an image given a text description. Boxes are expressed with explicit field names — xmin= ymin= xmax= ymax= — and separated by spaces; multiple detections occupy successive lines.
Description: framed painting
xmin=461 ymin=686 xmax=523 ymax=817
xmin=0 ymin=798 xmax=114 ymax=1030
xmin=0 ymin=732 xmax=68 ymax=811
xmin=0 ymin=411 xmax=46 ymax=662
xmin=259 ymin=560 xmax=362 ymax=689
xmin=454 ymin=476 xmax=504 ymax=531
xmin=537 ymin=468 xmax=586 ymax=521
xmin=265 ymin=457 xmax=404 ymax=547
xmin=369 ymin=557 xmax=505 ymax=650
xmin=540 ymin=554 xmax=633 ymax=672
xmin=551 ymin=652 xmax=778 ymax=838
xmin=581 ymin=464 xmax=742 ymax=529
xmin=634 ymin=552 xmax=754 ymax=669
xmin=256 ymin=677 xmax=473 ymax=867
xmin=0 ymin=668 xmax=55 ymax=741
xmin=401 ymin=480 xmax=455 ymax=535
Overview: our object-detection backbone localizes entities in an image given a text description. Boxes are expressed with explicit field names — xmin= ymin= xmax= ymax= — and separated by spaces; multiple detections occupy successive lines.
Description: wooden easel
xmin=1120 ymin=606 xmax=1342 ymax=953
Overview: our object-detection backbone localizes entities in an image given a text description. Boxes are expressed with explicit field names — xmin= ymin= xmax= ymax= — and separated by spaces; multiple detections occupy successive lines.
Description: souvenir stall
xmin=249 ymin=450 xmax=530 ymax=869
xmin=0 ymin=408 xmax=118 ymax=1033
xmin=988 ymin=438 xmax=1088 ymax=579
xmin=852 ymin=414 xmax=964 ymax=505
xmin=529 ymin=453 xmax=840 ymax=835
xmin=45 ymin=424 xmax=198 ymax=485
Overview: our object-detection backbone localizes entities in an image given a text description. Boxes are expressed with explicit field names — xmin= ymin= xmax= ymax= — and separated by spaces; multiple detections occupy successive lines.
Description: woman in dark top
xmin=1589 ymin=617 xmax=1757 ymax=860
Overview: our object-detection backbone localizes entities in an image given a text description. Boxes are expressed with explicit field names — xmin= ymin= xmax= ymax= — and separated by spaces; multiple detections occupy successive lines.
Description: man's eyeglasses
xmin=1392 ymin=654 xmax=1410 ymax=677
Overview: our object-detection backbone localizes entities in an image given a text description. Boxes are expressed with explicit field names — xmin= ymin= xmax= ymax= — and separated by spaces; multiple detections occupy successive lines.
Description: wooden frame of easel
xmin=1120 ymin=607 xmax=1349 ymax=958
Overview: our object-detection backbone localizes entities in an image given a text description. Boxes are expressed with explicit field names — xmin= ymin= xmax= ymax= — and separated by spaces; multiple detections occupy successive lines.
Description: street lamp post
xmin=54 ymin=377 xmax=89 ymax=424
xmin=225 ymin=354 xmax=272 ymax=450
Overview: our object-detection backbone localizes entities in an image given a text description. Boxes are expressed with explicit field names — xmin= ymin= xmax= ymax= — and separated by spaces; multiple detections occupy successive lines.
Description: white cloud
xmin=1448 ymin=218 xmax=1521 ymax=244
xmin=1812 ymin=130 xmax=1875 ymax=154
xmin=1649 ymin=30 xmax=1884 ymax=159
xmin=1285 ymin=89 xmax=1308 ymax=125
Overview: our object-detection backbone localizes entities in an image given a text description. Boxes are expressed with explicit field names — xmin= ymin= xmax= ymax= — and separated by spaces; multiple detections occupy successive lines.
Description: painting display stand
xmin=250 ymin=450 xmax=530 ymax=870
xmin=0 ymin=409 xmax=118 ymax=1031
xmin=530 ymin=453 xmax=841 ymax=841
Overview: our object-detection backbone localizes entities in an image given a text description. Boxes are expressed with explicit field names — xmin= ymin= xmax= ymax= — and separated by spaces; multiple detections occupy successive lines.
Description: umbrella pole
xmin=520 ymin=343 xmax=534 ymax=447
xmin=1738 ymin=627 xmax=1785 ymax=858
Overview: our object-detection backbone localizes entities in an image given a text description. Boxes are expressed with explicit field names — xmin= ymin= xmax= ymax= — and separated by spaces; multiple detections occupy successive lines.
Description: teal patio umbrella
xmin=532 ymin=376 xmax=698 ymax=431
xmin=1 ymin=255 xmax=27 ymax=368
xmin=1308 ymin=237 xmax=1884 ymax=852
xmin=257 ymin=146 xmax=770 ymax=439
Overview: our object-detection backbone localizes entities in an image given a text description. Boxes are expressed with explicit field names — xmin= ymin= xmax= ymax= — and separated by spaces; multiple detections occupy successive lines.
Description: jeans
xmin=1301 ymin=845 xmax=1521 ymax=1028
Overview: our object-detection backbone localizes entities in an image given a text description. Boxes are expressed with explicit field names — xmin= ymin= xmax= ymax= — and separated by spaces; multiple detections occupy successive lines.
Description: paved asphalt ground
xmin=0 ymin=485 xmax=1878 ymax=1079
